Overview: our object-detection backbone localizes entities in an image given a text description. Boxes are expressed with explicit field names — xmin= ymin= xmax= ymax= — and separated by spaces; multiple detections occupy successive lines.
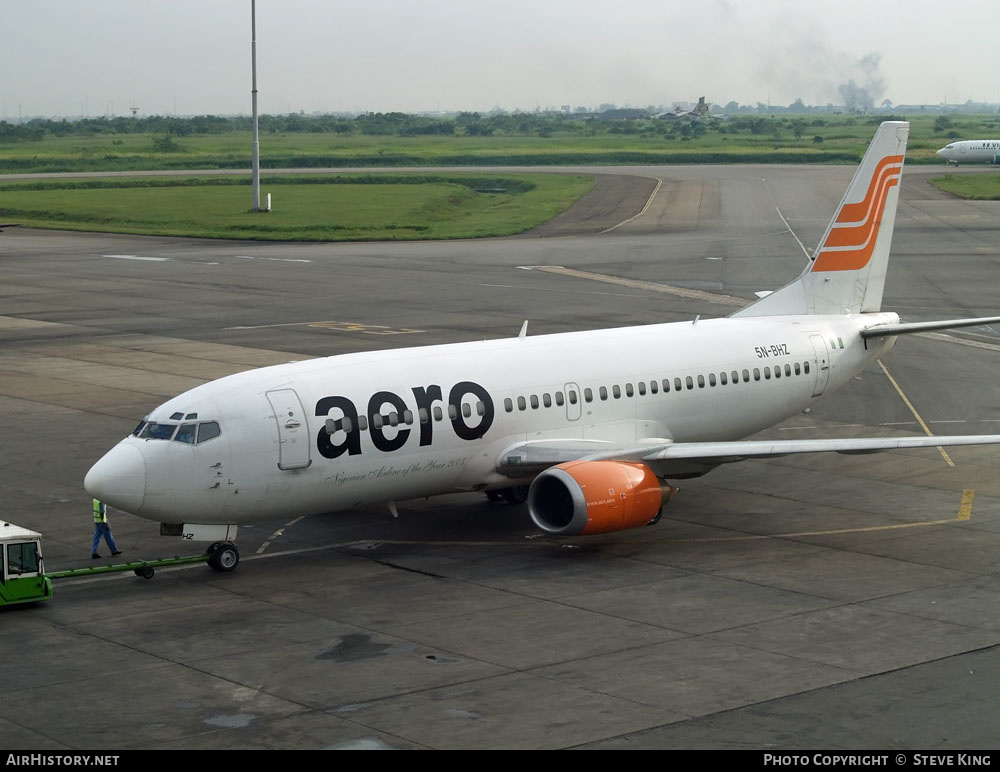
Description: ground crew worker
xmin=92 ymin=498 xmax=121 ymax=559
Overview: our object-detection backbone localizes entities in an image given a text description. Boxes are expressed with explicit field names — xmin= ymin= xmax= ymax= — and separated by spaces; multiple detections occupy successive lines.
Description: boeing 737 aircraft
xmin=937 ymin=139 xmax=1000 ymax=165
xmin=85 ymin=121 xmax=1000 ymax=571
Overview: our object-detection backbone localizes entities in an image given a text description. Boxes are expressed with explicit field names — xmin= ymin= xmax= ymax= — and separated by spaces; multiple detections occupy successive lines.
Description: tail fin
xmin=733 ymin=121 xmax=909 ymax=318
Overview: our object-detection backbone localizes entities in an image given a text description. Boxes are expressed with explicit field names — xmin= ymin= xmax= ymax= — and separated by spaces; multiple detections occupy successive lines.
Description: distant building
xmin=656 ymin=97 xmax=713 ymax=121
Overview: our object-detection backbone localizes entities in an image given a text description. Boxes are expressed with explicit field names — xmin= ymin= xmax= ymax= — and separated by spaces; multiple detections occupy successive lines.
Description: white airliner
xmin=85 ymin=121 xmax=1000 ymax=571
xmin=937 ymin=139 xmax=1000 ymax=165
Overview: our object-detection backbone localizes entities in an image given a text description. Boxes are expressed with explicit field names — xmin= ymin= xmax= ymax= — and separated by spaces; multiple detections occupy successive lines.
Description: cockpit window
xmin=147 ymin=422 xmax=178 ymax=440
xmin=197 ymin=422 xmax=221 ymax=444
xmin=135 ymin=418 xmax=220 ymax=443
xmin=174 ymin=424 xmax=197 ymax=444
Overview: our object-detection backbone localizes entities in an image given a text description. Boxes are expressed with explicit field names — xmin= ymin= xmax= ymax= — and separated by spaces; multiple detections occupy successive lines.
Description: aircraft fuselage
xmin=937 ymin=140 xmax=1000 ymax=165
xmin=85 ymin=313 xmax=897 ymax=525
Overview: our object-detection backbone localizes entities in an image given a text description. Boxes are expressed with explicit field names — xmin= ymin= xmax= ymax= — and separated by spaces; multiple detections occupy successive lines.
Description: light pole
xmin=250 ymin=0 xmax=261 ymax=211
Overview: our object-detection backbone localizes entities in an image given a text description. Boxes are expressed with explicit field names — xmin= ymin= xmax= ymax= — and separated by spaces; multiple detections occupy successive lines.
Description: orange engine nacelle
xmin=527 ymin=460 xmax=676 ymax=536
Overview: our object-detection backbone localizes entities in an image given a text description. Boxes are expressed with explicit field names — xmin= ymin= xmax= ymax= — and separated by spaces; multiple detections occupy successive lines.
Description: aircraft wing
xmin=639 ymin=435 xmax=1000 ymax=461
xmin=497 ymin=435 xmax=1000 ymax=475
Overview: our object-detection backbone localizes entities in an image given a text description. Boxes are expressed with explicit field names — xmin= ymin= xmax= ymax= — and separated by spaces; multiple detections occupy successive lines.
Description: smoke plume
xmin=837 ymin=53 xmax=886 ymax=111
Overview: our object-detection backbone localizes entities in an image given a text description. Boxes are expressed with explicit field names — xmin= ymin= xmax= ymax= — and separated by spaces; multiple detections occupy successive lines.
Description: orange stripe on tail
xmin=812 ymin=155 xmax=902 ymax=272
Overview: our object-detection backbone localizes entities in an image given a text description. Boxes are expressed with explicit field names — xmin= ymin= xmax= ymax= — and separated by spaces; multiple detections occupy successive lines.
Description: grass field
xmin=2 ymin=113 xmax=996 ymax=239
xmin=929 ymin=173 xmax=1000 ymax=200
xmin=0 ymin=173 xmax=594 ymax=240
xmin=2 ymin=114 xmax=994 ymax=174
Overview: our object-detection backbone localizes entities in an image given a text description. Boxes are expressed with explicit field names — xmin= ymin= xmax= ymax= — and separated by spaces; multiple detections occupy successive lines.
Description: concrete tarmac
xmin=2 ymin=165 xmax=1000 ymax=750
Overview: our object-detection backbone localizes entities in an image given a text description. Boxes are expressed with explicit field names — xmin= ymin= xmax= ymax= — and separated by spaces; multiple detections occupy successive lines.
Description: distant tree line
xmin=0 ymin=111 xmax=608 ymax=140
xmin=0 ymin=109 xmax=987 ymax=144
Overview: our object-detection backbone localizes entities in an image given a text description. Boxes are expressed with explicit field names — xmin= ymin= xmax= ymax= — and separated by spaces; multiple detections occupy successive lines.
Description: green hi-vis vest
xmin=93 ymin=499 xmax=107 ymax=524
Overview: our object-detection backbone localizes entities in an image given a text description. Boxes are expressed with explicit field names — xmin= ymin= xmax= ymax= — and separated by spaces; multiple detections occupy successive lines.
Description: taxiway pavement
xmin=2 ymin=164 xmax=1000 ymax=750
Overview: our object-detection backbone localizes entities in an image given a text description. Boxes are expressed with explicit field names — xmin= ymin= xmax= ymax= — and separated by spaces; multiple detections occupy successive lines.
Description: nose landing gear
xmin=207 ymin=541 xmax=240 ymax=572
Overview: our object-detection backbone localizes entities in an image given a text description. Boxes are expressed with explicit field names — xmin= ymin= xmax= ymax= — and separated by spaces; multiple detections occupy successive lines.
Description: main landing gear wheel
xmin=485 ymin=486 xmax=530 ymax=504
xmin=207 ymin=541 xmax=240 ymax=572
xmin=502 ymin=485 xmax=529 ymax=504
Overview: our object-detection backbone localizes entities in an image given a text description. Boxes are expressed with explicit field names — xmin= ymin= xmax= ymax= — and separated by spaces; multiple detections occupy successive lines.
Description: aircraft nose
xmin=84 ymin=443 xmax=147 ymax=513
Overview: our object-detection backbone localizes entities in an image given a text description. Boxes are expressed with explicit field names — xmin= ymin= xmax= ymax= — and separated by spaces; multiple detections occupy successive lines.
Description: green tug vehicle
xmin=0 ymin=522 xmax=52 ymax=606
xmin=1 ymin=520 xmax=223 ymax=607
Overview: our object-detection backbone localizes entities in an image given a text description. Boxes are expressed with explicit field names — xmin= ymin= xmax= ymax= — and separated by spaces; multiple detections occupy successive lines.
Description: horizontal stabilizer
xmin=861 ymin=316 xmax=1000 ymax=339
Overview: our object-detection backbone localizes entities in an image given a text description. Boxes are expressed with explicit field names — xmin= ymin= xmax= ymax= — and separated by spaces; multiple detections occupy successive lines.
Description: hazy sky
xmin=5 ymin=0 xmax=999 ymax=119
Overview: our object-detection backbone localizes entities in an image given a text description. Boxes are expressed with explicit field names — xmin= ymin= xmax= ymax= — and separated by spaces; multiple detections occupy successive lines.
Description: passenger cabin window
xmin=324 ymin=417 xmax=348 ymax=434
xmin=612 ymin=385 xmax=621 ymax=399
xmin=543 ymin=393 xmax=552 ymax=408
xmin=650 ymin=380 xmax=658 ymax=394
xmin=555 ymin=392 xmax=565 ymax=407
xmin=638 ymin=382 xmax=646 ymax=396
xmin=599 ymin=387 xmax=608 ymax=401
xmin=584 ymin=388 xmax=593 ymax=402
xmin=625 ymin=383 xmax=633 ymax=397
xmin=530 ymin=395 xmax=539 ymax=409
xmin=504 ymin=398 xmax=513 ymax=413
xmin=517 ymin=396 xmax=526 ymax=411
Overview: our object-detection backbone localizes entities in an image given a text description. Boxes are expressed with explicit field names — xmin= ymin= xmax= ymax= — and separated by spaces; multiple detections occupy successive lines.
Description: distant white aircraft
xmin=937 ymin=139 xmax=1000 ymax=166
xmin=85 ymin=121 xmax=1000 ymax=572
